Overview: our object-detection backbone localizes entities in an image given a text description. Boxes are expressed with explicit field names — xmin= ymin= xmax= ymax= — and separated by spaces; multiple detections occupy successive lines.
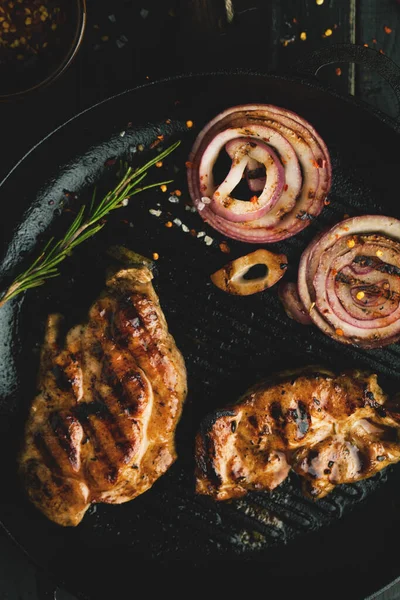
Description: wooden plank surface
xmin=357 ymin=0 xmax=400 ymax=118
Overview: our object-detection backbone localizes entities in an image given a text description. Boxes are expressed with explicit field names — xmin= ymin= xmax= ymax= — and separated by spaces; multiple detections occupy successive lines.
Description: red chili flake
xmin=343 ymin=213 xmax=350 ymax=219
xmin=379 ymin=48 xmax=385 ymax=54
xmin=292 ymin=17 xmax=298 ymax=23
xmin=105 ymin=157 xmax=117 ymax=166
xmin=120 ymin=219 xmax=129 ymax=224
xmin=165 ymin=119 xmax=171 ymax=124
xmin=364 ymin=43 xmax=369 ymax=47
xmin=157 ymin=134 xmax=164 ymax=140
xmin=150 ymin=139 xmax=161 ymax=149
xmin=335 ymin=328 xmax=344 ymax=336
xmin=190 ymin=229 xmax=197 ymax=237
xmin=335 ymin=67 xmax=342 ymax=76
xmin=185 ymin=161 xmax=193 ymax=168
xmin=312 ymin=160 xmax=320 ymax=168
xmin=372 ymin=38 xmax=377 ymax=44
xmin=384 ymin=26 xmax=392 ymax=34
xmin=324 ymin=198 xmax=331 ymax=206
xmin=333 ymin=24 xmax=338 ymax=29
xmin=219 ymin=241 xmax=231 ymax=254
xmin=283 ymin=184 xmax=288 ymax=191
xmin=250 ymin=195 xmax=258 ymax=203
xmin=165 ymin=221 xmax=173 ymax=228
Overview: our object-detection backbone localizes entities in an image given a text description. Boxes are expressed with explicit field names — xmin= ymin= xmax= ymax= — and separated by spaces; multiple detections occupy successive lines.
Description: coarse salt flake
xmin=204 ymin=235 xmax=213 ymax=246
xmin=197 ymin=201 xmax=205 ymax=211
xmin=169 ymin=195 xmax=179 ymax=203
xmin=197 ymin=231 xmax=206 ymax=238
xmin=121 ymin=198 xmax=129 ymax=206
xmin=173 ymin=218 xmax=182 ymax=226
xmin=201 ymin=196 xmax=211 ymax=204
xmin=182 ymin=224 xmax=189 ymax=232
xmin=149 ymin=209 xmax=162 ymax=217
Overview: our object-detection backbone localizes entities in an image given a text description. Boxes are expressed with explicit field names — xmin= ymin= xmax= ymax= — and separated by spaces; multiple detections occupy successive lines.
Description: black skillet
xmin=1 ymin=44 xmax=400 ymax=600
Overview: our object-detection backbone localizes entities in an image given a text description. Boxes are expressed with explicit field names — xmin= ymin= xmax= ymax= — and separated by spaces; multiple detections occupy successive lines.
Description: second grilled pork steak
xmin=19 ymin=265 xmax=187 ymax=526
xmin=195 ymin=368 xmax=400 ymax=500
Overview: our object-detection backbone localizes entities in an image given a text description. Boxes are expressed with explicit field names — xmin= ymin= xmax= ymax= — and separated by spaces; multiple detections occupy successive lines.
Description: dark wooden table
xmin=1 ymin=1 xmax=400 ymax=598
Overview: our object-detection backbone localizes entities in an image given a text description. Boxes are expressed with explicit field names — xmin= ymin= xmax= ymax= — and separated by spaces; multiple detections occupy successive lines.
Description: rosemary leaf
xmin=0 ymin=140 xmax=180 ymax=309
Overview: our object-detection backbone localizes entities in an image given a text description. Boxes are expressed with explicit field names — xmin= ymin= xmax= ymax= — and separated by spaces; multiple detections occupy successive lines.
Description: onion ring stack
xmin=187 ymin=104 xmax=332 ymax=243
xmin=293 ymin=215 xmax=400 ymax=348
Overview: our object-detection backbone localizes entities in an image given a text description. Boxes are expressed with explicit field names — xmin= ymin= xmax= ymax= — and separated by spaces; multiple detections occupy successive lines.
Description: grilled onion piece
xmin=278 ymin=281 xmax=312 ymax=325
xmin=187 ymin=104 xmax=331 ymax=243
xmin=211 ymin=249 xmax=288 ymax=295
xmin=297 ymin=215 xmax=400 ymax=348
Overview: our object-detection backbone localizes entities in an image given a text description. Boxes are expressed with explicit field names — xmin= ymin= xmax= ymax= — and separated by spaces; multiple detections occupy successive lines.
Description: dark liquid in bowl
xmin=0 ymin=0 xmax=83 ymax=97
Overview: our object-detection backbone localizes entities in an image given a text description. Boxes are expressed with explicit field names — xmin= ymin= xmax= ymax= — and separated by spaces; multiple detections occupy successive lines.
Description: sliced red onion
xmin=187 ymin=104 xmax=331 ymax=243
xmin=203 ymin=136 xmax=284 ymax=222
xmin=244 ymin=157 xmax=265 ymax=192
xmin=278 ymin=282 xmax=312 ymax=325
xmin=297 ymin=216 xmax=400 ymax=348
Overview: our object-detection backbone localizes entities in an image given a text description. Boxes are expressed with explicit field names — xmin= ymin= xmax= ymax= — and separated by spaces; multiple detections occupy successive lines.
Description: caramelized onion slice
xmin=297 ymin=215 xmax=400 ymax=348
xmin=278 ymin=282 xmax=312 ymax=325
xmin=211 ymin=249 xmax=288 ymax=295
xmin=187 ymin=103 xmax=331 ymax=243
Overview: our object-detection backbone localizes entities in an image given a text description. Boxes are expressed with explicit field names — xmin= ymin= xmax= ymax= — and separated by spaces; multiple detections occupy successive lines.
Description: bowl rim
xmin=0 ymin=0 xmax=87 ymax=100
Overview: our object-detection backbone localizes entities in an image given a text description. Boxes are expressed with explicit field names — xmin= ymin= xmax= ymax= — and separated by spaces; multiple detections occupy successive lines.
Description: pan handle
xmin=294 ymin=43 xmax=400 ymax=121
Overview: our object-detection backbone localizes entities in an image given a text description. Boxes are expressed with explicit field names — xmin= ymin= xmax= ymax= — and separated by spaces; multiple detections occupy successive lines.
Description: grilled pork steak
xmin=195 ymin=368 xmax=400 ymax=500
xmin=19 ymin=265 xmax=187 ymax=526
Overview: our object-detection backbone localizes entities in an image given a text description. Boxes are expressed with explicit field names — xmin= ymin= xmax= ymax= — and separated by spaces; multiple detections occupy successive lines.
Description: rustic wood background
xmin=1 ymin=1 xmax=400 ymax=599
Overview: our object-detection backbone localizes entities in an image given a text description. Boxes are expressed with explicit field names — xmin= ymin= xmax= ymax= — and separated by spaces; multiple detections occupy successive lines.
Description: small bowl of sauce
xmin=0 ymin=0 xmax=86 ymax=99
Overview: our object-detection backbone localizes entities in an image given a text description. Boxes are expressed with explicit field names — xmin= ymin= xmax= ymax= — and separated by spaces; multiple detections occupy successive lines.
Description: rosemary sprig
xmin=0 ymin=141 xmax=181 ymax=308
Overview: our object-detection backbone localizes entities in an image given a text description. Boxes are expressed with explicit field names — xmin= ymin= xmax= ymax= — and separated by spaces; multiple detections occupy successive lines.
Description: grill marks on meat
xmin=19 ymin=266 xmax=187 ymax=526
xmin=195 ymin=368 xmax=400 ymax=500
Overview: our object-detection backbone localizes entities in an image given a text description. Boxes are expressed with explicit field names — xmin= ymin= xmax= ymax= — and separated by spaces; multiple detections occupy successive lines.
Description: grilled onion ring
xmin=297 ymin=215 xmax=400 ymax=348
xmin=187 ymin=104 xmax=331 ymax=243
xmin=211 ymin=249 xmax=288 ymax=295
